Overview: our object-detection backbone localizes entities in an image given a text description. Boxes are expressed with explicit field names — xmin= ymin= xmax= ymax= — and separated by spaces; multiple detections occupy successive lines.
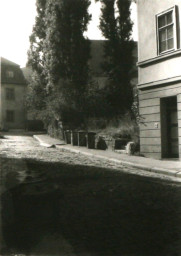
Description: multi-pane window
xmin=6 ymin=110 xmax=14 ymax=122
xmin=157 ymin=7 xmax=177 ymax=54
xmin=6 ymin=70 xmax=14 ymax=78
xmin=6 ymin=88 xmax=15 ymax=100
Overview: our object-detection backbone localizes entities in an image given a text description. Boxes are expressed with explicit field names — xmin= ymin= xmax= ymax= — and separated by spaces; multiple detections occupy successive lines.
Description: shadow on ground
xmin=1 ymin=156 xmax=181 ymax=256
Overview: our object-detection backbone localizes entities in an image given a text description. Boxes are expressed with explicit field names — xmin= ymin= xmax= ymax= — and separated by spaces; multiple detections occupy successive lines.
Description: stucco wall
xmin=1 ymin=84 xmax=26 ymax=129
xmin=137 ymin=0 xmax=181 ymax=62
xmin=139 ymin=82 xmax=181 ymax=159
xmin=138 ymin=0 xmax=181 ymax=159
xmin=139 ymin=55 xmax=181 ymax=84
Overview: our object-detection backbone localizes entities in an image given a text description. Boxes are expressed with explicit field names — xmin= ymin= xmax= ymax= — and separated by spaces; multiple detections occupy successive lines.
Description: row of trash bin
xmin=64 ymin=130 xmax=131 ymax=151
xmin=64 ymin=130 xmax=96 ymax=149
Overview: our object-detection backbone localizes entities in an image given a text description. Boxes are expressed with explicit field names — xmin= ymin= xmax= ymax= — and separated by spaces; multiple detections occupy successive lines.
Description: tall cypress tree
xmin=27 ymin=0 xmax=47 ymax=118
xmin=43 ymin=0 xmax=91 ymax=126
xmin=27 ymin=0 xmax=91 ymax=128
xmin=28 ymin=0 xmax=47 ymax=73
xmin=97 ymin=0 xmax=134 ymax=117
xmin=43 ymin=0 xmax=90 ymax=94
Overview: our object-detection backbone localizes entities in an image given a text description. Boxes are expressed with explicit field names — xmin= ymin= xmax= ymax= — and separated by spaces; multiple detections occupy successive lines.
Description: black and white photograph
xmin=0 ymin=0 xmax=181 ymax=255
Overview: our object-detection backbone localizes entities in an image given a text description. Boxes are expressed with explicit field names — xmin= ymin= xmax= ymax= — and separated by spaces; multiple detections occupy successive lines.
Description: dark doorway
xmin=161 ymin=96 xmax=179 ymax=158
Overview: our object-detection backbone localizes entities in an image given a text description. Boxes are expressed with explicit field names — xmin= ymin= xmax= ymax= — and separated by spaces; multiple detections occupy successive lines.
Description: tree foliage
xmin=27 ymin=0 xmax=91 ymax=128
xmin=27 ymin=0 xmax=47 ymax=121
xmin=96 ymin=0 xmax=134 ymax=117
xmin=27 ymin=0 xmax=135 ymax=132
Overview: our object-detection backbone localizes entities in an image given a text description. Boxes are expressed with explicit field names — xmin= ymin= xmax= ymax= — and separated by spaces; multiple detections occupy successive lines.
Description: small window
xmin=6 ymin=70 xmax=14 ymax=78
xmin=6 ymin=88 xmax=15 ymax=100
xmin=157 ymin=7 xmax=177 ymax=54
xmin=6 ymin=110 xmax=14 ymax=122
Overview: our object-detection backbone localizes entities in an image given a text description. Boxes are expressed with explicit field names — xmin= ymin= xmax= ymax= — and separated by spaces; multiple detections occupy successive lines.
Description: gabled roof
xmin=1 ymin=57 xmax=26 ymax=85
xmin=1 ymin=57 xmax=19 ymax=67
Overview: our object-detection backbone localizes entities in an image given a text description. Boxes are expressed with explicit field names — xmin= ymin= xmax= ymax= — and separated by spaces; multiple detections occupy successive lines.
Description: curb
xmin=33 ymin=135 xmax=51 ymax=147
xmin=33 ymin=135 xmax=57 ymax=148
xmin=34 ymin=135 xmax=181 ymax=180
xmin=57 ymin=146 xmax=180 ymax=178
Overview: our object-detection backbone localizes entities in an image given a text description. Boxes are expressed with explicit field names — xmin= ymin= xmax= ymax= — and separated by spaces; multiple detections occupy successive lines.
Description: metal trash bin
xmin=71 ymin=131 xmax=78 ymax=146
xmin=114 ymin=138 xmax=130 ymax=150
xmin=86 ymin=132 xmax=96 ymax=149
xmin=64 ymin=130 xmax=71 ymax=144
xmin=78 ymin=131 xmax=87 ymax=146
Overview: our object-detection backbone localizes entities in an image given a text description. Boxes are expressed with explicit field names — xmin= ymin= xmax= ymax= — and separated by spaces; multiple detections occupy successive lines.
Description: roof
xmin=89 ymin=40 xmax=105 ymax=76
xmin=22 ymin=40 xmax=107 ymax=79
xmin=1 ymin=57 xmax=26 ymax=85
xmin=21 ymin=66 xmax=32 ymax=81
xmin=1 ymin=57 xmax=19 ymax=67
xmin=89 ymin=40 xmax=138 ymax=77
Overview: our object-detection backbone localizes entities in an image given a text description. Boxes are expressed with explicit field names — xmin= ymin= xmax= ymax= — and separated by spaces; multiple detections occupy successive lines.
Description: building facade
xmin=137 ymin=0 xmax=181 ymax=159
xmin=0 ymin=57 xmax=27 ymax=130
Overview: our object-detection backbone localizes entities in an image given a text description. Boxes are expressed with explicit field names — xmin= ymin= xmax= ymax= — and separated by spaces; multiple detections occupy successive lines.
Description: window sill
xmin=137 ymin=48 xmax=181 ymax=67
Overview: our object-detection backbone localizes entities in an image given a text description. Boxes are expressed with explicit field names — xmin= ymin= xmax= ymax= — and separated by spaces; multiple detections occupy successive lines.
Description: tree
xmin=96 ymin=0 xmax=134 ymax=117
xmin=28 ymin=0 xmax=47 ymax=72
xmin=27 ymin=0 xmax=91 ymax=130
xmin=26 ymin=0 xmax=47 ymax=120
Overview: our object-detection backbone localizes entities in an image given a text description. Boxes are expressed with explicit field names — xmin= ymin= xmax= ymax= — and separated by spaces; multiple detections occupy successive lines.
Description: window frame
xmin=6 ymin=110 xmax=15 ymax=123
xmin=156 ymin=6 xmax=177 ymax=55
xmin=6 ymin=70 xmax=14 ymax=78
xmin=6 ymin=88 xmax=15 ymax=100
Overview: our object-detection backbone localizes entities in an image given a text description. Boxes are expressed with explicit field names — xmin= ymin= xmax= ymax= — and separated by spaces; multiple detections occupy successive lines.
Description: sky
xmin=0 ymin=0 xmax=137 ymax=68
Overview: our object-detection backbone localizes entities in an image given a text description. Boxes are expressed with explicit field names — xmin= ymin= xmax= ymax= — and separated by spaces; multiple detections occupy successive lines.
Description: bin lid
xmin=87 ymin=132 xmax=96 ymax=135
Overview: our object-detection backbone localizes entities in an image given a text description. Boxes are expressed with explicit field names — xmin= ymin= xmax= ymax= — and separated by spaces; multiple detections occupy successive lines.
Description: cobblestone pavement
xmin=0 ymin=135 xmax=179 ymax=182
xmin=1 ymin=135 xmax=181 ymax=255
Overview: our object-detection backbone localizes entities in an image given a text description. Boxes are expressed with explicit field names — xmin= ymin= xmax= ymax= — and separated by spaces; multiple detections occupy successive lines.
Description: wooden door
xmin=167 ymin=106 xmax=179 ymax=158
xmin=161 ymin=96 xmax=179 ymax=158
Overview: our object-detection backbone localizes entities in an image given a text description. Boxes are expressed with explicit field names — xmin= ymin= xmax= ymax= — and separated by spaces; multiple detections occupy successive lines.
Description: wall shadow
xmin=1 ymin=156 xmax=181 ymax=255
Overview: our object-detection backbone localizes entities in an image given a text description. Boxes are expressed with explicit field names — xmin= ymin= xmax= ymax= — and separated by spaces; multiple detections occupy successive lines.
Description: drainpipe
xmin=0 ymin=57 xmax=2 ymax=129
xmin=0 ymin=57 xmax=6 ymax=252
